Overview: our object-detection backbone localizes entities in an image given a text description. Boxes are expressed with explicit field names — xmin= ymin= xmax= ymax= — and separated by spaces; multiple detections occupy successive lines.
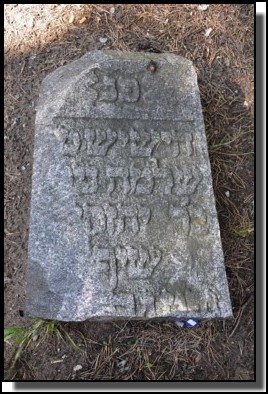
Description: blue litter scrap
xmin=184 ymin=318 xmax=199 ymax=328
xmin=175 ymin=318 xmax=200 ymax=328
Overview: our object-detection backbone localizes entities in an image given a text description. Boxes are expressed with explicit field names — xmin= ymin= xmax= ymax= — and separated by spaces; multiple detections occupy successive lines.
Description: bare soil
xmin=4 ymin=4 xmax=254 ymax=381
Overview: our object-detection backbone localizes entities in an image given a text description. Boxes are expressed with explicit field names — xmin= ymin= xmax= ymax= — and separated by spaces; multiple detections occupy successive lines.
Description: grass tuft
xmin=233 ymin=228 xmax=254 ymax=238
xmin=4 ymin=319 xmax=81 ymax=371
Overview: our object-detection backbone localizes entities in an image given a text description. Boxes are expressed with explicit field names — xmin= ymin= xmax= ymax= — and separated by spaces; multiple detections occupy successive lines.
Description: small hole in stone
xmin=147 ymin=60 xmax=158 ymax=73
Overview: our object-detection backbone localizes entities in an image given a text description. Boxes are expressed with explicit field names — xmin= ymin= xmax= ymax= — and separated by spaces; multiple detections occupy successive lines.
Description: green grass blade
xmin=4 ymin=327 xmax=26 ymax=344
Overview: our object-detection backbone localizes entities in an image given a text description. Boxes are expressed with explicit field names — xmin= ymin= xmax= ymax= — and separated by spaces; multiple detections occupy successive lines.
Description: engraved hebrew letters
xmin=60 ymin=111 xmax=207 ymax=310
xmin=87 ymin=69 xmax=140 ymax=104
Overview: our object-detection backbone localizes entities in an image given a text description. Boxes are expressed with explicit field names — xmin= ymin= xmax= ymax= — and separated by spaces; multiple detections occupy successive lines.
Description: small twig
xmin=113 ymin=320 xmax=131 ymax=340
xmin=19 ymin=61 xmax=26 ymax=75
xmin=4 ymin=231 xmax=20 ymax=236
xmin=229 ymin=294 xmax=253 ymax=339
xmin=210 ymin=131 xmax=253 ymax=150
xmin=214 ymin=151 xmax=254 ymax=156
xmin=4 ymin=238 xmax=18 ymax=246
xmin=51 ymin=359 xmax=64 ymax=364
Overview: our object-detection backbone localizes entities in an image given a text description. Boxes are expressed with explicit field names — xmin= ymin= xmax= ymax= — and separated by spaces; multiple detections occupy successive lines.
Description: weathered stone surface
xmin=25 ymin=51 xmax=232 ymax=321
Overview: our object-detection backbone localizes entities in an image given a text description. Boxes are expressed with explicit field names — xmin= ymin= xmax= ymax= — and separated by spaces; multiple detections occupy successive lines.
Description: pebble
xmin=174 ymin=321 xmax=184 ymax=328
xmin=32 ymin=334 xmax=39 ymax=342
xmin=225 ymin=190 xmax=230 ymax=198
xmin=117 ymin=360 xmax=127 ymax=368
xmin=99 ymin=37 xmax=108 ymax=44
xmin=198 ymin=4 xmax=209 ymax=11
xmin=73 ymin=364 xmax=83 ymax=372
xmin=21 ymin=166 xmax=26 ymax=171
xmin=79 ymin=17 xmax=87 ymax=24
xmin=204 ymin=28 xmax=212 ymax=37
xmin=117 ymin=359 xmax=129 ymax=373
xmin=110 ymin=7 xmax=115 ymax=14
xmin=69 ymin=14 xmax=75 ymax=24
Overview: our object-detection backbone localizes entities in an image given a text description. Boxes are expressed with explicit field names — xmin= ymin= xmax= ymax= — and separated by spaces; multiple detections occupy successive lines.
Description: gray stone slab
xmin=25 ymin=50 xmax=232 ymax=321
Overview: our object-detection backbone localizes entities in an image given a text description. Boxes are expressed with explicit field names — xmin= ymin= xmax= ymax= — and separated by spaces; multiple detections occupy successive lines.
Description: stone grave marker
xmin=25 ymin=51 xmax=232 ymax=321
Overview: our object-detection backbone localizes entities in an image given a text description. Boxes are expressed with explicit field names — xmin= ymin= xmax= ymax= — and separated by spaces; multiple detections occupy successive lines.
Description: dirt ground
xmin=4 ymin=4 xmax=254 ymax=381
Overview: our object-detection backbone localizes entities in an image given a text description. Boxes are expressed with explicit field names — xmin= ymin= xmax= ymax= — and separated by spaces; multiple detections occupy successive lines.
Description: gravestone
xmin=25 ymin=51 xmax=232 ymax=321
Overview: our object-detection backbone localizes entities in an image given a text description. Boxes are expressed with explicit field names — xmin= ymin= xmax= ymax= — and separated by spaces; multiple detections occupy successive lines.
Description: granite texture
xmin=25 ymin=51 xmax=232 ymax=321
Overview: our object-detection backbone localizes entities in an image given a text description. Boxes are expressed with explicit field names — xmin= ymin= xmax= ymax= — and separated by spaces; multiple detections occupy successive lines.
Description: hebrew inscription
xmin=86 ymin=68 xmax=141 ymax=104
xmin=63 ymin=122 xmax=196 ymax=158
xmin=26 ymin=51 xmax=232 ymax=321
xmin=58 ymin=115 xmax=212 ymax=312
